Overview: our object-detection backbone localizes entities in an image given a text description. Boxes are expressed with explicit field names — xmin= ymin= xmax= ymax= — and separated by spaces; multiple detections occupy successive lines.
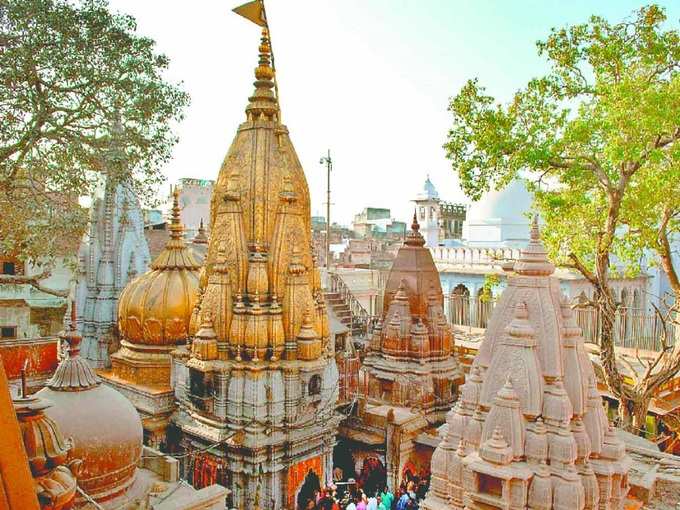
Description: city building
xmin=412 ymin=176 xmax=467 ymax=248
xmin=175 ymin=177 xmax=214 ymax=239
xmin=168 ymin=25 xmax=340 ymax=509
xmin=352 ymin=207 xmax=407 ymax=240
xmin=430 ymin=180 xmax=649 ymax=328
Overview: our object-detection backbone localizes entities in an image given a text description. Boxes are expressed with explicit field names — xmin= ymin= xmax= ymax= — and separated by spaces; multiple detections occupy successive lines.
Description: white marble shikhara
xmin=422 ymin=219 xmax=631 ymax=510
xmin=76 ymin=132 xmax=150 ymax=368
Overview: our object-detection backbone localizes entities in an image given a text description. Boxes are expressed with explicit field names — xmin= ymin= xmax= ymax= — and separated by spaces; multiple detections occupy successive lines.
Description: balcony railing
xmin=444 ymin=294 xmax=676 ymax=352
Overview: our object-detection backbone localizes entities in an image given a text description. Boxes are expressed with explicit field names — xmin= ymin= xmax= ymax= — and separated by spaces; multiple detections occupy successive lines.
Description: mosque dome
xmin=37 ymin=317 xmax=143 ymax=504
xmin=415 ymin=176 xmax=439 ymax=201
xmin=466 ymin=178 xmax=532 ymax=223
xmin=117 ymin=189 xmax=201 ymax=346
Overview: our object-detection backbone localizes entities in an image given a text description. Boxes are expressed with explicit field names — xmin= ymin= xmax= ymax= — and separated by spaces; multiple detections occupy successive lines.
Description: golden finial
xmin=169 ymin=186 xmax=184 ymax=240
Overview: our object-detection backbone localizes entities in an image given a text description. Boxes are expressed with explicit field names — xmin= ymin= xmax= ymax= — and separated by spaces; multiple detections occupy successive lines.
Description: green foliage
xmin=0 ymin=0 xmax=189 ymax=264
xmin=479 ymin=273 xmax=500 ymax=303
xmin=445 ymin=5 xmax=680 ymax=280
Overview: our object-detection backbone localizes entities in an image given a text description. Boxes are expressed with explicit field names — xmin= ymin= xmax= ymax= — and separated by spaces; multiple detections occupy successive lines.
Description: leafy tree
xmin=0 ymin=0 xmax=189 ymax=295
xmin=444 ymin=5 xmax=680 ymax=431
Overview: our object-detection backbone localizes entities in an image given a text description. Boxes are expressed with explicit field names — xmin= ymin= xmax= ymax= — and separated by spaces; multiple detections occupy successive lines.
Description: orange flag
xmin=232 ymin=0 xmax=267 ymax=27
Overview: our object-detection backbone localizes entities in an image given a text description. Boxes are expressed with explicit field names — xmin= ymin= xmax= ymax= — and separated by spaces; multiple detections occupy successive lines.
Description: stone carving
xmin=422 ymin=219 xmax=631 ymax=510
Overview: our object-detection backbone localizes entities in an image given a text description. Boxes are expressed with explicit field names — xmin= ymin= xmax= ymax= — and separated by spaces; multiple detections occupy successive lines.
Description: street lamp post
xmin=319 ymin=150 xmax=332 ymax=270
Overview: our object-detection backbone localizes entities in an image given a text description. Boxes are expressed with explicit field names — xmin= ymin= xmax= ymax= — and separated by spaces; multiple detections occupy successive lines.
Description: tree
xmin=444 ymin=5 xmax=680 ymax=431
xmin=0 ymin=0 xmax=189 ymax=295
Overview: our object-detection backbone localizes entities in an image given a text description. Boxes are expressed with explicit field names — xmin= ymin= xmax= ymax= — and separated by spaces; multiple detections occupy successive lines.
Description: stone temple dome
xmin=463 ymin=179 xmax=533 ymax=247
xmin=37 ymin=311 xmax=143 ymax=505
xmin=117 ymin=188 xmax=201 ymax=346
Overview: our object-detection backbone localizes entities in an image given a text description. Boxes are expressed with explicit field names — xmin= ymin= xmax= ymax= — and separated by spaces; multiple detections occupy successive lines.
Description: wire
xmin=77 ymin=485 xmax=104 ymax=510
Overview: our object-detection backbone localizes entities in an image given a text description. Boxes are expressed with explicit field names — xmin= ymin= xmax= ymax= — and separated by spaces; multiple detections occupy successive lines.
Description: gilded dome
xmin=37 ymin=318 xmax=143 ymax=504
xmin=118 ymin=189 xmax=201 ymax=346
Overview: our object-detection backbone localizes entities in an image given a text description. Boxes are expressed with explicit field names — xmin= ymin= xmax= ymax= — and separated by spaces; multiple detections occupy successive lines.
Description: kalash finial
xmin=530 ymin=214 xmax=540 ymax=242
xmin=169 ymin=186 xmax=184 ymax=241
xmin=405 ymin=209 xmax=425 ymax=247
xmin=234 ymin=0 xmax=280 ymax=121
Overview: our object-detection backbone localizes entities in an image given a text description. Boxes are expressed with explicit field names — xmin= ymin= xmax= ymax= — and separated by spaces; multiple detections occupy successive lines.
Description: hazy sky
xmin=108 ymin=0 xmax=679 ymax=226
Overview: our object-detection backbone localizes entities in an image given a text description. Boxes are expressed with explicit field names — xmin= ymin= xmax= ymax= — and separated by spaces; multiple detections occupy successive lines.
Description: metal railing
xmin=445 ymin=294 xmax=676 ymax=352
xmin=328 ymin=272 xmax=372 ymax=337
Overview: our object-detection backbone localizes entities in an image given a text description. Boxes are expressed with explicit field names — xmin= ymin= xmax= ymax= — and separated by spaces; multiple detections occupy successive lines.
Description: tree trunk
xmin=631 ymin=398 xmax=651 ymax=437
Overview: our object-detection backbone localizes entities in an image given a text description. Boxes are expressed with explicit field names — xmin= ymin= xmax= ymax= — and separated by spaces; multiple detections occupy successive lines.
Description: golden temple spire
xmin=149 ymin=187 xmax=201 ymax=270
xmin=235 ymin=0 xmax=281 ymax=122
xmin=169 ymin=186 xmax=183 ymax=241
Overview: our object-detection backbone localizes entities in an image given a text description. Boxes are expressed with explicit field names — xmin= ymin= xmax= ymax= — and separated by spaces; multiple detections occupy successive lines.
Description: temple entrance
xmin=296 ymin=469 xmax=321 ymax=510
xmin=357 ymin=456 xmax=386 ymax=497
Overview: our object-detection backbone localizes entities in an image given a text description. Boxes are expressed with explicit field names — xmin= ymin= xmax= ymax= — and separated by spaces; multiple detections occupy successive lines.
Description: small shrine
xmin=337 ymin=214 xmax=462 ymax=494
xmin=422 ymin=219 xmax=631 ymax=510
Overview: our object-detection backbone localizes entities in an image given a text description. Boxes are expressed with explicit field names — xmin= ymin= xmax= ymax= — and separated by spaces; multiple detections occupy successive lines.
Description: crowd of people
xmin=302 ymin=479 xmax=428 ymax=510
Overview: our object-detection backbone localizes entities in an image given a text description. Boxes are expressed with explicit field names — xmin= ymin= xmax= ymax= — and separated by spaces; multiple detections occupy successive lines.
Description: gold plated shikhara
xmin=194 ymin=27 xmax=328 ymax=362
xmin=117 ymin=188 xmax=201 ymax=346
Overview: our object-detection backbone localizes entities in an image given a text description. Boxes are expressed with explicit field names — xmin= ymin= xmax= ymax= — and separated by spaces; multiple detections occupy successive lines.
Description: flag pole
xmin=259 ymin=1 xmax=282 ymax=123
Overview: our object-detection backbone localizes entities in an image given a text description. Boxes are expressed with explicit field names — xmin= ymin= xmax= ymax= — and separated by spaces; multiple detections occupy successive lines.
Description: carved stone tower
xmin=77 ymin=120 xmax=151 ymax=368
xmin=422 ymin=219 xmax=631 ymax=510
xmin=171 ymin=25 xmax=339 ymax=510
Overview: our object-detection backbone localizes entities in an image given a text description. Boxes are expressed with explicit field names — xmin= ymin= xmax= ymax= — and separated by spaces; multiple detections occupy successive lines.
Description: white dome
xmin=415 ymin=176 xmax=439 ymax=201
xmin=463 ymin=179 xmax=533 ymax=247
xmin=466 ymin=179 xmax=532 ymax=223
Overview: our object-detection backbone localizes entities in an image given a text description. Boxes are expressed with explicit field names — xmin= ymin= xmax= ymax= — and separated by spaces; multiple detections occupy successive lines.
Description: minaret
xmin=77 ymin=119 xmax=151 ymax=368
xmin=412 ymin=175 xmax=440 ymax=247
xmin=171 ymin=17 xmax=339 ymax=510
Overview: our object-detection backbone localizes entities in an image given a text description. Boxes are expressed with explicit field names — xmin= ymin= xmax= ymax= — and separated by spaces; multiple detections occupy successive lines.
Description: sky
xmin=107 ymin=0 xmax=680 ymax=226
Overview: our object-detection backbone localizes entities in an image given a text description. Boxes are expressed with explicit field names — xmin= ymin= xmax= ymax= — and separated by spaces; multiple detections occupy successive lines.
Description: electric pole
xmin=319 ymin=150 xmax=332 ymax=269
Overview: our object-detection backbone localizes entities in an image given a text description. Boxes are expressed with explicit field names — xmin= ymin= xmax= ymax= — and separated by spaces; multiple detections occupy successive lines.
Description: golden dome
xmin=117 ymin=189 xmax=201 ymax=346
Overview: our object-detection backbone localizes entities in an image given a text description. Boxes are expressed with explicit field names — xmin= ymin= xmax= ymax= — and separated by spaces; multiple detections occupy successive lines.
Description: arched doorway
xmin=450 ymin=284 xmax=470 ymax=326
xmin=476 ymin=287 xmax=492 ymax=328
xmin=296 ymin=469 xmax=321 ymax=510
xmin=358 ymin=456 xmax=386 ymax=497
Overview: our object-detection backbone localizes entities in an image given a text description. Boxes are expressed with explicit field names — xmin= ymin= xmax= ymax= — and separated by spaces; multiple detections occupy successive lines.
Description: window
xmin=1 ymin=326 xmax=17 ymax=339
xmin=478 ymin=473 xmax=503 ymax=497
xmin=1 ymin=262 xmax=15 ymax=275
xmin=308 ymin=375 xmax=322 ymax=396
xmin=419 ymin=207 xmax=426 ymax=220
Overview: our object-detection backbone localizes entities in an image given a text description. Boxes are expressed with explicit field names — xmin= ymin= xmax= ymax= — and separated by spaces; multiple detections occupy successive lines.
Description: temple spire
xmin=169 ymin=186 xmax=183 ymax=241
xmin=513 ymin=214 xmax=554 ymax=276
xmin=405 ymin=209 xmax=425 ymax=247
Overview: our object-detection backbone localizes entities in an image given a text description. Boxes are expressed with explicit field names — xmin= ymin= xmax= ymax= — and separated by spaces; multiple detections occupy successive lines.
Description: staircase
xmin=325 ymin=272 xmax=372 ymax=338
xmin=324 ymin=291 xmax=354 ymax=328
